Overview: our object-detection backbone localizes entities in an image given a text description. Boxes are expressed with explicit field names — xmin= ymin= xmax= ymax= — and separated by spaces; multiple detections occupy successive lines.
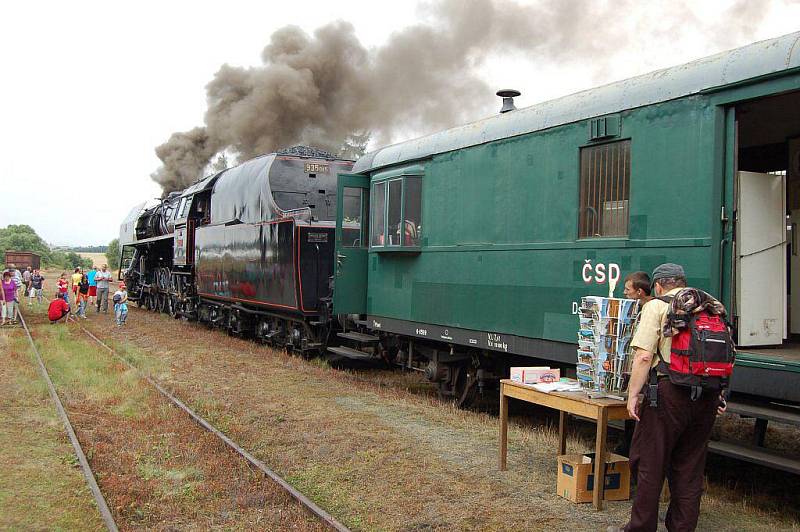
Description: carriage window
xmin=342 ymin=187 xmax=366 ymax=247
xmin=370 ymin=181 xmax=386 ymax=246
xmin=403 ymin=177 xmax=422 ymax=246
xmin=578 ymin=140 xmax=631 ymax=238
xmin=369 ymin=175 xmax=422 ymax=250
xmin=387 ymin=180 xmax=403 ymax=246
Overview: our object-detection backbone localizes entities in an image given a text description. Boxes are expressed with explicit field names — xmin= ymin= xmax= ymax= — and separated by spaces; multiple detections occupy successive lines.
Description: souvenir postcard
xmin=578 ymin=338 xmax=594 ymax=350
xmin=577 ymin=349 xmax=593 ymax=365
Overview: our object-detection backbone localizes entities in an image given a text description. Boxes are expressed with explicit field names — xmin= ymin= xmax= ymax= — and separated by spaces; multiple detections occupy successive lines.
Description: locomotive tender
xmin=124 ymin=32 xmax=800 ymax=470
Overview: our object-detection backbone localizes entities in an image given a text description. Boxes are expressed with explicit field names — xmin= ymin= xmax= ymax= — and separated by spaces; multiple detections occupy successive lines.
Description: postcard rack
xmin=577 ymin=296 xmax=639 ymax=399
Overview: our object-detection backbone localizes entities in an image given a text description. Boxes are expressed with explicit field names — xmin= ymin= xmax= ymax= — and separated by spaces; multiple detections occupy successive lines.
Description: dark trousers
xmin=624 ymin=379 xmax=718 ymax=532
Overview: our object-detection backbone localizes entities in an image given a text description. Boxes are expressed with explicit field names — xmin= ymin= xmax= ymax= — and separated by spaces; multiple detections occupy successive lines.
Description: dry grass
xmin=0 ymin=328 xmax=104 ymax=530
xmin=21 ymin=305 xmax=326 ymax=531
xmin=80 ymin=306 xmax=800 ymax=531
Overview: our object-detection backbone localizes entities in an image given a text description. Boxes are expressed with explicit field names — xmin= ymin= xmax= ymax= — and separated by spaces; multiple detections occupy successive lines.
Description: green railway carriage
xmin=333 ymin=31 xmax=800 ymax=407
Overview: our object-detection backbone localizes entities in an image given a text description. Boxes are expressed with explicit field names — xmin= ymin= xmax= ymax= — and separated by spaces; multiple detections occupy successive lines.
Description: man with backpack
xmin=617 ymin=263 xmax=733 ymax=532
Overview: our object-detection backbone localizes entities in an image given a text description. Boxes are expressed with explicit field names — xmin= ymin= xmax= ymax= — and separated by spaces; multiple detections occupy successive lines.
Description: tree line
xmin=1 ymin=225 xmax=120 ymax=271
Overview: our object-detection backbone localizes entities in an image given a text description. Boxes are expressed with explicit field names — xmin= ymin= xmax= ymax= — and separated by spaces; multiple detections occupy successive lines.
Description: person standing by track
xmin=113 ymin=282 xmax=128 ymax=326
xmin=87 ymin=265 xmax=98 ymax=306
xmin=29 ymin=269 xmax=45 ymax=306
xmin=76 ymin=273 xmax=90 ymax=319
xmin=7 ymin=264 xmax=23 ymax=301
xmin=95 ymin=264 xmax=112 ymax=314
xmin=1 ymin=271 xmax=18 ymax=326
xmin=22 ymin=266 xmax=32 ymax=296
xmin=70 ymin=267 xmax=83 ymax=308
xmin=57 ymin=273 xmax=69 ymax=302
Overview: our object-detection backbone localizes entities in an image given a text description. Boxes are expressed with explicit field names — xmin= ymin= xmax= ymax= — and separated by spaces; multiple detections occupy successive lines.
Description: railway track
xmin=17 ymin=310 xmax=119 ymax=532
xmin=18 ymin=309 xmax=350 ymax=532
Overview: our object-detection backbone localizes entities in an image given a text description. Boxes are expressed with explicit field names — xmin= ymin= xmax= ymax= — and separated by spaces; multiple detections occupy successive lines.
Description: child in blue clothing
xmin=113 ymin=282 xmax=128 ymax=326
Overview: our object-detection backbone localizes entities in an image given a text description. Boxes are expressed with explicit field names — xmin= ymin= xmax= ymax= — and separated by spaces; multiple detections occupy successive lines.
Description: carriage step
xmin=726 ymin=399 xmax=800 ymax=427
xmin=337 ymin=331 xmax=379 ymax=343
xmin=708 ymin=440 xmax=800 ymax=475
xmin=353 ymin=319 xmax=370 ymax=327
xmin=309 ymin=320 xmax=326 ymax=326
xmin=327 ymin=346 xmax=375 ymax=361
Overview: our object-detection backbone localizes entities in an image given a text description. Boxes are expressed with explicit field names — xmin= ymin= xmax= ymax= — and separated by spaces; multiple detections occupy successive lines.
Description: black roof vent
xmin=497 ymin=89 xmax=520 ymax=114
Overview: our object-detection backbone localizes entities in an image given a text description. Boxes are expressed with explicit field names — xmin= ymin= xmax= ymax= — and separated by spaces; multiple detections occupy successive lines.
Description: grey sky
xmin=1 ymin=0 xmax=798 ymax=246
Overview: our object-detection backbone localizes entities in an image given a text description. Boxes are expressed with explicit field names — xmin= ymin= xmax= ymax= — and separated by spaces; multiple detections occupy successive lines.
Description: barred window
xmin=578 ymin=140 xmax=631 ymax=238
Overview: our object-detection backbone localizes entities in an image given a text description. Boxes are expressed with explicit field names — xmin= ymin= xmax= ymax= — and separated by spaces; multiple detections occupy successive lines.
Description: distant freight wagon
xmin=4 ymin=251 xmax=40 ymax=271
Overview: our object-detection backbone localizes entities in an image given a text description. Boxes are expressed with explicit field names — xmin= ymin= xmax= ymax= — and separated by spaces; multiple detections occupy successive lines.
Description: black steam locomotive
xmin=120 ymin=146 xmax=355 ymax=352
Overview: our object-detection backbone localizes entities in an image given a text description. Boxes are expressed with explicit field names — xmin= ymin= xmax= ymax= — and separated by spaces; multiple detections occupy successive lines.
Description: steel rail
xmin=75 ymin=322 xmax=351 ymax=532
xmin=16 ymin=310 xmax=119 ymax=532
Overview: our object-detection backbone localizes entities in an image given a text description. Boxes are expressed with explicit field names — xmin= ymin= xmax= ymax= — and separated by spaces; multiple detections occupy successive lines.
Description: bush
xmin=105 ymin=238 xmax=120 ymax=270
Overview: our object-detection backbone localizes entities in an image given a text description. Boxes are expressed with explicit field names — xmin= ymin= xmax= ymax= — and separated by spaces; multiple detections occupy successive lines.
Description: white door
xmin=736 ymin=171 xmax=786 ymax=346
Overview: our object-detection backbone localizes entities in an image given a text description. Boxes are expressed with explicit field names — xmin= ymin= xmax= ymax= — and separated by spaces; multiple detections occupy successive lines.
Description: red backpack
xmin=656 ymin=294 xmax=735 ymax=399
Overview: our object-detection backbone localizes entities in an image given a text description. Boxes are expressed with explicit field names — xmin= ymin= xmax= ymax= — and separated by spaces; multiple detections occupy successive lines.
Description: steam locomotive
xmin=120 ymin=146 xmax=354 ymax=354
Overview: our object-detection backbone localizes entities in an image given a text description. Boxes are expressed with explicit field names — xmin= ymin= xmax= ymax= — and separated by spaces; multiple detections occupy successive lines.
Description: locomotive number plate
xmin=305 ymin=162 xmax=330 ymax=173
xmin=307 ymin=232 xmax=328 ymax=243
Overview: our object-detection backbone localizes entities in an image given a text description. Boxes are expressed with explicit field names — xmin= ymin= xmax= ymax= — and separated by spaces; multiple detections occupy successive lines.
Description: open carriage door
xmin=736 ymin=171 xmax=786 ymax=346
xmin=333 ymin=174 xmax=370 ymax=315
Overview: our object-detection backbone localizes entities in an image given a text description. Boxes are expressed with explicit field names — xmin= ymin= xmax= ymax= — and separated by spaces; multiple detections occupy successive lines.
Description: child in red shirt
xmin=57 ymin=273 xmax=69 ymax=302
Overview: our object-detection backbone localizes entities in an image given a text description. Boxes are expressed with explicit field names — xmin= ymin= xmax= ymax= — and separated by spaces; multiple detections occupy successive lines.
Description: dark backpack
xmin=655 ymin=293 xmax=735 ymax=399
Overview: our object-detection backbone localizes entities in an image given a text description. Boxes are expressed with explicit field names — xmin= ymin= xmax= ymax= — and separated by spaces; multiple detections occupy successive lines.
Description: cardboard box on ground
xmin=556 ymin=453 xmax=630 ymax=503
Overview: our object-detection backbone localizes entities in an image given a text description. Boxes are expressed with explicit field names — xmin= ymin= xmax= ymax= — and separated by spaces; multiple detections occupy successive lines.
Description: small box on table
xmin=556 ymin=453 xmax=630 ymax=503
xmin=509 ymin=367 xmax=560 ymax=385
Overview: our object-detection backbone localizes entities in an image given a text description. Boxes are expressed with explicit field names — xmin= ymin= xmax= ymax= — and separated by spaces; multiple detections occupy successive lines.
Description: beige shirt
xmin=630 ymin=287 xmax=684 ymax=368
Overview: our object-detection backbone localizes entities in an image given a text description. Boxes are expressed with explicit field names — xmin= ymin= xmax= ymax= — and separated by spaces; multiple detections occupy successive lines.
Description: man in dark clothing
xmin=612 ymin=263 xmax=726 ymax=532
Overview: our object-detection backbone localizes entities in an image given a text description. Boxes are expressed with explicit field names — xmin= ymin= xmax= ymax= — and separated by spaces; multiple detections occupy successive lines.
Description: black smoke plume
xmin=151 ymin=0 xmax=776 ymax=193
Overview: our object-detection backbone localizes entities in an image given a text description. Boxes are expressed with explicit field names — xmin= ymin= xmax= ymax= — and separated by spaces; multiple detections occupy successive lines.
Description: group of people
xmin=48 ymin=264 xmax=128 ymax=326
xmin=1 ymin=263 xmax=44 ymax=325
xmin=0 ymin=261 xmax=129 ymax=327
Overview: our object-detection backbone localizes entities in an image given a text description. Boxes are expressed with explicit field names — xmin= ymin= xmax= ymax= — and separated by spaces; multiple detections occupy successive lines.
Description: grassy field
xmin=0 ymin=327 xmax=104 ymax=530
xmin=77 ymin=307 xmax=800 ymax=531
xmin=4 ymin=304 xmax=326 ymax=530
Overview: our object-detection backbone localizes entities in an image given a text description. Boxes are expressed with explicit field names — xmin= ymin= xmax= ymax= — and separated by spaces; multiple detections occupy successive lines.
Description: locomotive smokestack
xmin=497 ymin=89 xmax=520 ymax=113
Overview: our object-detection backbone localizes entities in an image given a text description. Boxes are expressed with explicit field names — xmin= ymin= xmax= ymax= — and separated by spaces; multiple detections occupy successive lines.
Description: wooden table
xmin=499 ymin=379 xmax=631 ymax=510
